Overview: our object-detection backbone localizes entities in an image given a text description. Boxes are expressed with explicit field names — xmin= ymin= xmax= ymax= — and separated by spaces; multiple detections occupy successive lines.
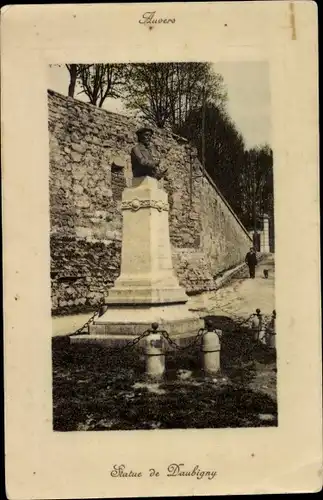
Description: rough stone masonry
xmin=48 ymin=90 xmax=252 ymax=316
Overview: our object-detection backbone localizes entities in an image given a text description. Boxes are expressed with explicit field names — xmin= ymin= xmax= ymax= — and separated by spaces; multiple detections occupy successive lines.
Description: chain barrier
xmin=254 ymin=309 xmax=276 ymax=346
xmin=206 ymin=301 xmax=257 ymax=326
xmin=201 ymin=308 xmax=276 ymax=345
xmin=69 ymin=299 xmax=106 ymax=337
xmin=232 ymin=313 xmax=257 ymax=327
xmin=68 ymin=301 xmax=276 ymax=353
xmin=72 ymin=326 xmax=159 ymax=356
xmin=99 ymin=328 xmax=153 ymax=355
xmin=159 ymin=327 xmax=207 ymax=351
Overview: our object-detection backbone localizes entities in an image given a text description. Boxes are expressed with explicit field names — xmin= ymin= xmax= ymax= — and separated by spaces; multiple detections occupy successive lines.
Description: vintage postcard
xmin=2 ymin=1 xmax=322 ymax=498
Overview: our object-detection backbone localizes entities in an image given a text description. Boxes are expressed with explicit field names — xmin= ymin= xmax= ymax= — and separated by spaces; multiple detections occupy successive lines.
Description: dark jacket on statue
xmin=131 ymin=143 xmax=160 ymax=178
xmin=245 ymin=251 xmax=258 ymax=267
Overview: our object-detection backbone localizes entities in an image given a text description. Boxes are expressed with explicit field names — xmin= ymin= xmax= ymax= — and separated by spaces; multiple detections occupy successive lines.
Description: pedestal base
xmin=70 ymin=303 xmax=203 ymax=347
xmin=70 ymin=331 xmax=201 ymax=350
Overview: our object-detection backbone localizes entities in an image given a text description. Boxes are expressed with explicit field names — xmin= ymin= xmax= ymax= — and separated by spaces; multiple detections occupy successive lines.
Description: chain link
xmin=99 ymin=328 xmax=153 ymax=355
xmin=160 ymin=328 xmax=207 ymax=351
xmin=233 ymin=313 xmax=257 ymax=327
xmin=208 ymin=305 xmax=256 ymax=326
xmin=69 ymin=299 xmax=106 ymax=337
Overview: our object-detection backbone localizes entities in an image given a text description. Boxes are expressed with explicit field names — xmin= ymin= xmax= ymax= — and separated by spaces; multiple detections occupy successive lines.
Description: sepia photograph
xmin=49 ymin=61 xmax=276 ymax=432
xmin=3 ymin=2 xmax=321 ymax=498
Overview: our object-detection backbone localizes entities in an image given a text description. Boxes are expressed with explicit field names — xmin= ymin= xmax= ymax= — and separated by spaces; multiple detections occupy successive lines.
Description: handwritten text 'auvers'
xmin=139 ymin=12 xmax=176 ymax=25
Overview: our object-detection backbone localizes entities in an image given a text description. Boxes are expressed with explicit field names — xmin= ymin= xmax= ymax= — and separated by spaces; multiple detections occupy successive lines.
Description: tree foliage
xmin=178 ymin=104 xmax=246 ymax=214
xmin=239 ymin=145 xmax=274 ymax=229
xmin=178 ymin=104 xmax=273 ymax=229
xmin=60 ymin=62 xmax=274 ymax=232
xmin=76 ymin=64 xmax=128 ymax=107
xmin=121 ymin=62 xmax=227 ymax=129
xmin=62 ymin=64 xmax=128 ymax=107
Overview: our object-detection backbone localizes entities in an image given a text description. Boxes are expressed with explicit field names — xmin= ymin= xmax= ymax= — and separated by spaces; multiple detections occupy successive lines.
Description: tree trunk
xmin=68 ymin=64 xmax=78 ymax=98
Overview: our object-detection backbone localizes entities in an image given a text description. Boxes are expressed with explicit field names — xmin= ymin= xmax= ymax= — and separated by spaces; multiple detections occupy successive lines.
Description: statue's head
xmin=136 ymin=127 xmax=153 ymax=146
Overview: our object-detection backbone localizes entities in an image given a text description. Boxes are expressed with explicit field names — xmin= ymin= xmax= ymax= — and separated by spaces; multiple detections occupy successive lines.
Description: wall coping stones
xmin=200 ymin=165 xmax=252 ymax=242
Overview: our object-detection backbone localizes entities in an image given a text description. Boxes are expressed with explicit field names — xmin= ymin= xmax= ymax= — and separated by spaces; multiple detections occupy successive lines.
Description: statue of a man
xmin=131 ymin=127 xmax=168 ymax=180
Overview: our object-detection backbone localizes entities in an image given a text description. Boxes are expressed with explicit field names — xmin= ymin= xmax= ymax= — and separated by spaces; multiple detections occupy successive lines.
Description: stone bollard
xmin=252 ymin=308 xmax=263 ymax=341
xmin=144 ymin=323 xmax=165 ymax=380
xmin=201 ymin=319 xmax=222 ymax=375
xmin=266 ymin=310 xmax=276 ymax=348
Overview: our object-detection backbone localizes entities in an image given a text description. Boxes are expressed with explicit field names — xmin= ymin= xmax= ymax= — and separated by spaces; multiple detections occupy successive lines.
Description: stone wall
xmin=48 ymin=90 xmax=252 ymax=315
xmin=50 ymin=236 xmax=121 ymax=314
xmin=199 ymin=169 xmax=253 ymax=273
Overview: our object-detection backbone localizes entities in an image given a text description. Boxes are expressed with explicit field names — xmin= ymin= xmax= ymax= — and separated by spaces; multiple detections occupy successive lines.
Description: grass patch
xmin=52 ymin=320 xmax=277 ymax=431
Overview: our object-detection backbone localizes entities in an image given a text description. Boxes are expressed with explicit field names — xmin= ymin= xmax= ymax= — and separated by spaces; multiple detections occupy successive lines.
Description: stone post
xmin=201 ymin=318 xmax=221 ymax=375
xmin=262 ymin=213 xmax=270 ymax=253
xmin=259 ymin=230 xmax=264 ymax=252
xmin=202 ymin=329 xmax=221 ymax=374
xmin=145 ymin=324 xmax=165 ymax=379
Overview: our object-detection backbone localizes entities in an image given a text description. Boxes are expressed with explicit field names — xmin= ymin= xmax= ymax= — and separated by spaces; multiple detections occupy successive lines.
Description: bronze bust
xmin=131 ymin=127 xmax=167 ymax=180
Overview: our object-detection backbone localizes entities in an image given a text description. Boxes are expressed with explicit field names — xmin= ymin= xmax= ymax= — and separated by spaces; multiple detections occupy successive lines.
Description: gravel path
xmin=190 ymin=254 xmax=275 ymax=319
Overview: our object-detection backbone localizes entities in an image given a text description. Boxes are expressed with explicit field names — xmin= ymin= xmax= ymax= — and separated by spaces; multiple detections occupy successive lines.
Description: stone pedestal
xmin=71 ymin=176 xmax=202 ymax=345
xmin=260 ymin=214 xmax=270 ymax=253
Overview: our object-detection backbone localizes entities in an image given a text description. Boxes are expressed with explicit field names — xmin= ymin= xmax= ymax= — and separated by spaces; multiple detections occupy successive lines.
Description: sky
xmin=213 ymin=61 xmax=271 ymax=148
xmin=48 ymin=62 xmax=271 ymax=149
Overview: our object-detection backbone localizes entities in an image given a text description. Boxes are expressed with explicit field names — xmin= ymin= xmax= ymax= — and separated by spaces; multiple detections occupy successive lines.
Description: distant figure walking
xmin=245 ymin=247 xmax=258 ymax=279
